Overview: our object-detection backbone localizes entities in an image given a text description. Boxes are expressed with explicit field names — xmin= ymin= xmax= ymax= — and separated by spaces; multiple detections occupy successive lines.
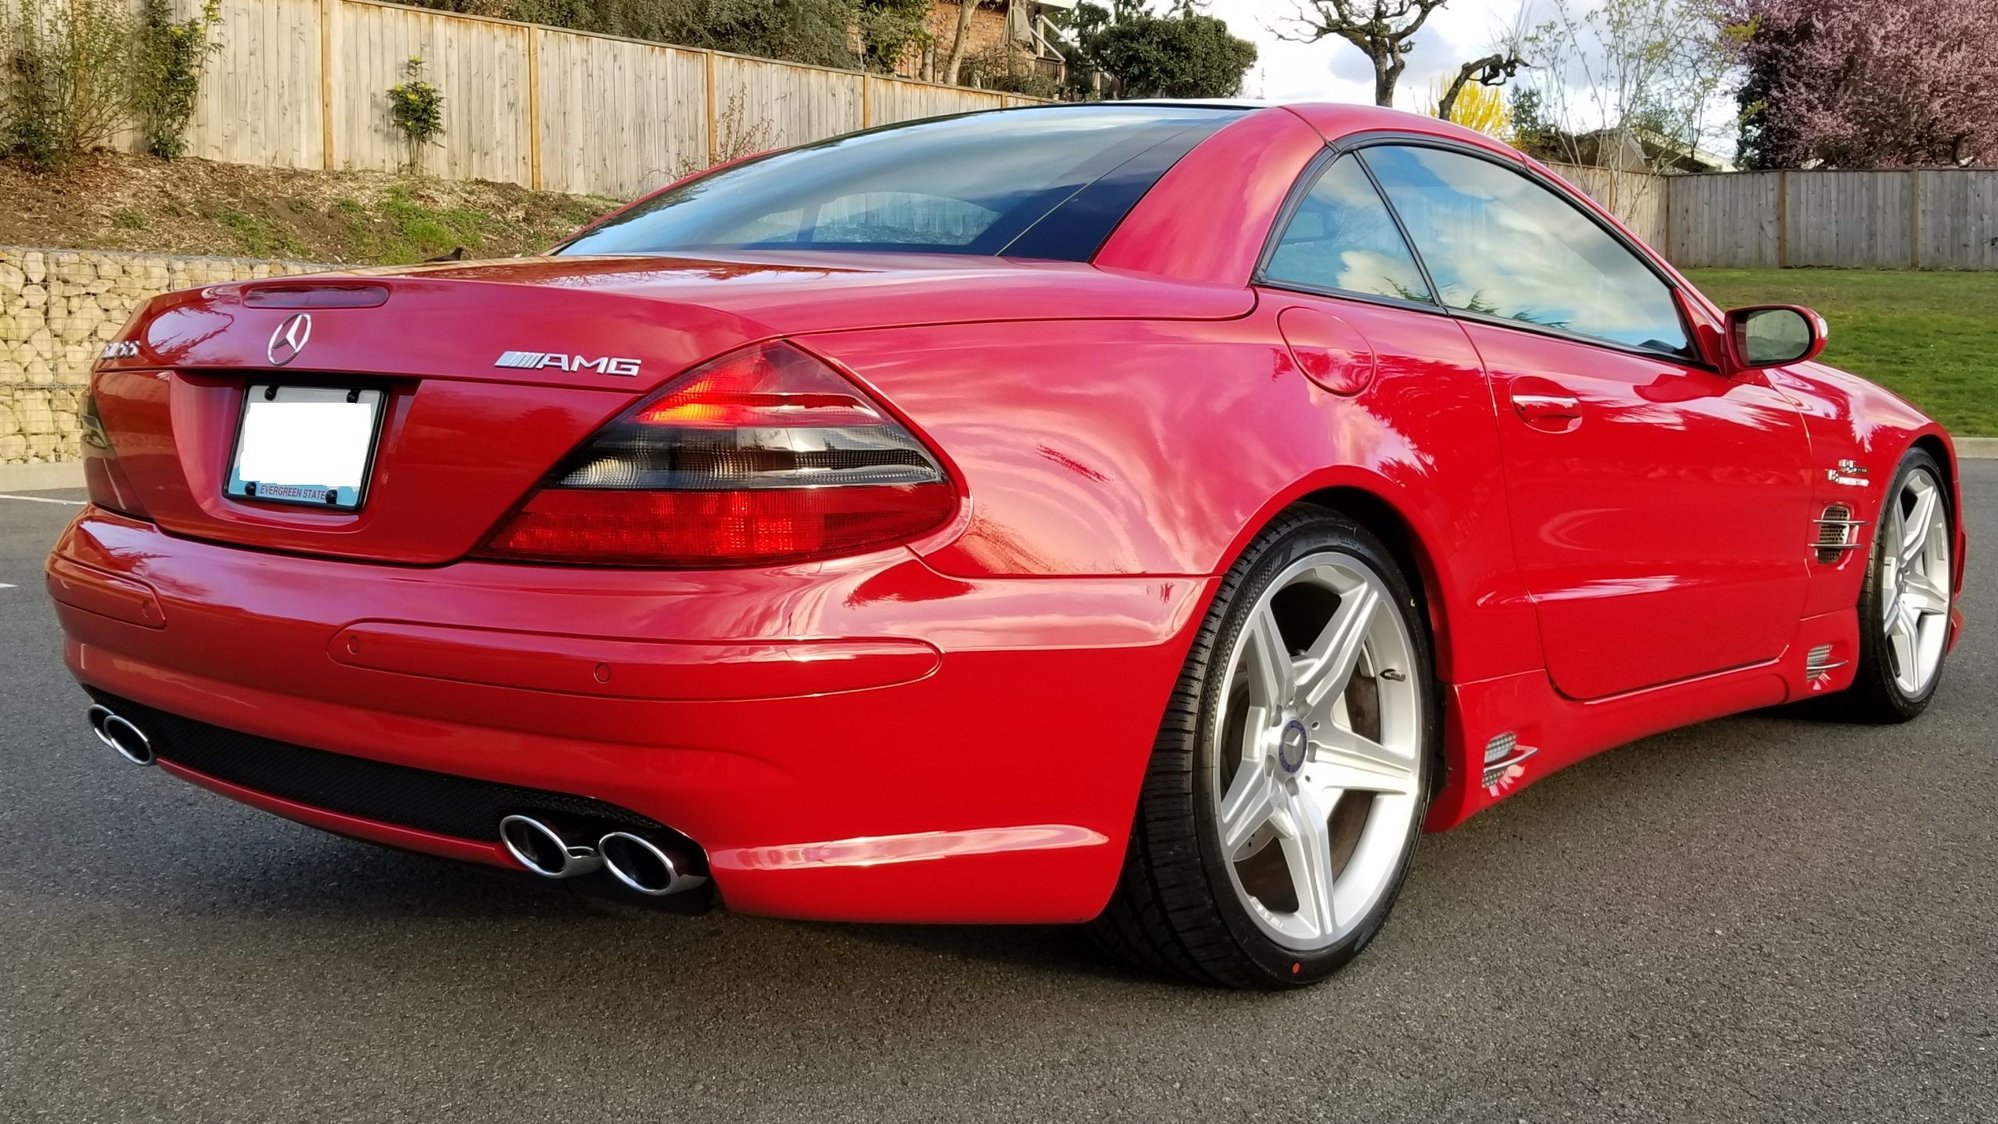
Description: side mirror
xmin=1725 ymin=305 xmax=1827 ymax=371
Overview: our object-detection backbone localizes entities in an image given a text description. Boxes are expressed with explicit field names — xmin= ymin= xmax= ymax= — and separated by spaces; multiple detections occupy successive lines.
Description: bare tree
xmin=942 ymin=0 xmax=978 ymax=85
xmin=1276 ymin=0 xmax=1453 ymax=107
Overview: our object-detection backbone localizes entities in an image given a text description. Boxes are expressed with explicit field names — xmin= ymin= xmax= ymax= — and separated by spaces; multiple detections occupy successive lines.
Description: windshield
xmin=558 ymin=105 xmax=1245 ymax=261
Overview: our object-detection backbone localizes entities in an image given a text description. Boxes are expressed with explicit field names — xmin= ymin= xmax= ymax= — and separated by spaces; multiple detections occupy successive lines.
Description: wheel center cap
xmin=1277 ymin=717 xmax=1309 ymax=774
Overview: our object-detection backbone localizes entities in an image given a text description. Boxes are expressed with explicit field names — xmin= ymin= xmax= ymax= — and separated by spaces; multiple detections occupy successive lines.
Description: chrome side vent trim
xmin=1805 ymin=644 xmax=1847 ymax=681
xmin=1480 ymin=731 xmax=1538 ymax=789
xmin=1812 ymin=503 xmax=1862 ymax=563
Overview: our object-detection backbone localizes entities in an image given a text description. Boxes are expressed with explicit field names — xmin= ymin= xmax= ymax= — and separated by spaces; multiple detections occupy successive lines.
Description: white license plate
xmin=225 ymin=384 xmax=386 ymax=510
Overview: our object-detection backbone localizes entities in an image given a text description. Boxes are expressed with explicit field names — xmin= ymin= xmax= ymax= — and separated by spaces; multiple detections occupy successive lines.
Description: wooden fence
xmin=2 ymin=0 xmax=1036 ymax=200
xmin=1665 ymin=169 xmax=1998 ymax=270
xmin=1544 ymin=162 xmax=1669 ymax=252
xmin=1530 ymin=163 xmax=1998 ymax=271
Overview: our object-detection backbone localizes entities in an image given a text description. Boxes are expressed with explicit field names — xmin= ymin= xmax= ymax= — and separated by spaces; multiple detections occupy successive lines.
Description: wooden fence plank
xmin=1667 ymin=172 xmax=1783 ymax=269
xmin=1787 ymin=171 xmax=1914 ymax=268
xmin=1917 ymin=170 xmax=1998 ymax=270
xmin=537 ymin=35 xmax=706 ymax=199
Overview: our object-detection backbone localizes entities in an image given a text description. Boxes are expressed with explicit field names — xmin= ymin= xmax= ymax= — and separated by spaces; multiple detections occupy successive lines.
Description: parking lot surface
xmin=2 ymin=469 xmax=1993 ymax=1123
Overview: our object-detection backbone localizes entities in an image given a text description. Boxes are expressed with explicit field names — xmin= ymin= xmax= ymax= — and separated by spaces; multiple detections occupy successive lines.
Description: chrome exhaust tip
xmin=499 ymin=815 xmax=602 ymax=879
xmin=599 ymin=831 xmax=708 ymax=897
xmin=89 ymin=705 xmax=154 ymax=766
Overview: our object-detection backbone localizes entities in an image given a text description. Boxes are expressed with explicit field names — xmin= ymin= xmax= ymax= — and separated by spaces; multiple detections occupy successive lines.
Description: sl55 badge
xmin=495 ymin=350 xmax=640 ymax=376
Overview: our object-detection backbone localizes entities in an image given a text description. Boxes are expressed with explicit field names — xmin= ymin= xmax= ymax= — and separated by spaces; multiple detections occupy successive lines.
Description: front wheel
xmin=1838 ymin=448 xmax=1955 ymax=723
xmin=1090 ymin=508 xmax=1435 ymax=989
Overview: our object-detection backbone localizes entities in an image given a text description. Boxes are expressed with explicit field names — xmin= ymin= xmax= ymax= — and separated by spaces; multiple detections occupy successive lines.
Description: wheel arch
xmin=1907 ymin=430 xmax=1964 ymax=593
xmin=1289 ymin=486 xmax=1457 ymax=806
xmin=1213 ymin=471 xmax=1465 ymax=684
xmin=1911 ymin=432 xmax=1956 ymax=511
xmin=1288 ymin=485 xmax=1453 ymax=680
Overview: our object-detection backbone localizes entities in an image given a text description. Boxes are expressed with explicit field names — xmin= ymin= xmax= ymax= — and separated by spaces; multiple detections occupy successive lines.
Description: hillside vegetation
xmin=0 ymin=153 xmax=622 ymax=265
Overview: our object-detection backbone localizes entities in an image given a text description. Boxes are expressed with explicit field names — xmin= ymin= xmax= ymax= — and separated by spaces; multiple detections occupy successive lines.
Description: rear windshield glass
xmin=557 ymin=105 xmax=1244 ymax=261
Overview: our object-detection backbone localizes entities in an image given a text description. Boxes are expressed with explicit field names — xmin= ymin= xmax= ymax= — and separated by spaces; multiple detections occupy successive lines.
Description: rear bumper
xmin=49 ymin=509 xmax=1210 ymax=923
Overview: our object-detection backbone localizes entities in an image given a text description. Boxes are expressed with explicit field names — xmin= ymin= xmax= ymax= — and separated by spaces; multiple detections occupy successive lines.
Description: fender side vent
xmin=1480 ymin=731 xmax=1537 ymax=789
xmin=1805 ymin=643 xmax=1846 ymax=680
xmin=1812 ymin=503 xmax=1861 ymax=563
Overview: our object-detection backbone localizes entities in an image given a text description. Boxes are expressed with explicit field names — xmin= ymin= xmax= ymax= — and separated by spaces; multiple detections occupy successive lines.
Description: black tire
xmin=1088 ymin=507 xmax=1436 ymax=989
xmin=1835 ymin=447 xmax=1955 ymax=724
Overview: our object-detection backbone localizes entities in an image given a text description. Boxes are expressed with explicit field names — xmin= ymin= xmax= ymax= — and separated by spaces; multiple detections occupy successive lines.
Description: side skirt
xmin=1424 ymin=608 xmax=1860 ymax=831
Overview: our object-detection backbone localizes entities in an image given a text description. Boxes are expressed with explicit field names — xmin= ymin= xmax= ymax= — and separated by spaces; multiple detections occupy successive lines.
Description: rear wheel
xmin=1838 ymin=449 xmax=1954 ymax=723
xmin=1090 ymin=508 xmax=1434 ymax=988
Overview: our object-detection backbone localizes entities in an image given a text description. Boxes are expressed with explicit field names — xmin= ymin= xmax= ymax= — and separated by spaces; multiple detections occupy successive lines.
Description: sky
xmin=1204 ymin=0 xmax=1742 ymax=159
xmin=1212 ymin=0 xmax=1539 ymax=110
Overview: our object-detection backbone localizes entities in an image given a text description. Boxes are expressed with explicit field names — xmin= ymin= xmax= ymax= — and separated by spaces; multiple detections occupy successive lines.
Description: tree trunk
xmin=944 ymin=0 xmax=977 ymax=86
xmin=1373 ymin=58 xmax=1400 ymax=107
xmin=1437 ymin=64 xmax=1477 ymax=120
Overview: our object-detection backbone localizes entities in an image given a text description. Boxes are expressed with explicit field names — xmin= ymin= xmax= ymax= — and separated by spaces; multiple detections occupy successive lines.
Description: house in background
xmin=899 ymin=0 xmax=1073 ymax=86
xmin=1567 ymin=126 xmax=1736 ymax=174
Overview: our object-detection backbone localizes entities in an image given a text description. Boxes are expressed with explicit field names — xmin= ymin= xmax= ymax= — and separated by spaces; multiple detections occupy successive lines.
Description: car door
xmin=1252 ymin=151 xmax=1534 ymax=684
xmin=1361 ymin=142 xmax=1815 ymax=701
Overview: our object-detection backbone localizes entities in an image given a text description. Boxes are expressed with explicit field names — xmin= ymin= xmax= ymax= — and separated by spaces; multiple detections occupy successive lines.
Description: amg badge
xmin=495 ymin=350 xmax=641 ymax=376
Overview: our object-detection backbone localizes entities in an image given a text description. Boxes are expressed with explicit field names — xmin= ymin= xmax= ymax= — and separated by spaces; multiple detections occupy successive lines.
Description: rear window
xmin=558 ymin=105 xmax=1244 ymax=262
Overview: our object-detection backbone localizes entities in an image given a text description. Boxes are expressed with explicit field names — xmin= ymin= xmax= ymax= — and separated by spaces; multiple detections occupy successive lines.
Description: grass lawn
xmin=1683 ymin=269 xmax=1998 ymax=436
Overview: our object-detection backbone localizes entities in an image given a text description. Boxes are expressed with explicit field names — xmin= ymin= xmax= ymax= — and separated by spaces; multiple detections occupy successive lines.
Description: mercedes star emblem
xmin=267 ymin=312 xmax=313 ymax=366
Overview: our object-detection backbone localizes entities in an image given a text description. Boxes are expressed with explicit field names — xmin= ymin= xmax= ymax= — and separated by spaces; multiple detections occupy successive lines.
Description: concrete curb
xmin=3 ymin=436 xmax=1994 ymax=495
xmin=0 ymin=461 xmax=85 ymax=492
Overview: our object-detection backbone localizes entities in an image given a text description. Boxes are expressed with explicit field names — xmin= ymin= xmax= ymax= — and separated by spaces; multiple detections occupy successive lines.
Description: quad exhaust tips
xmin=499 ymin=815 xmax=604 ymax=879
xmin=599 ymin=831 xmax=708 ymax=897
xmin=88 ymin=704 xmax=154 ymax=766
xmin=498 ymin=815 xmax=706 ymax=897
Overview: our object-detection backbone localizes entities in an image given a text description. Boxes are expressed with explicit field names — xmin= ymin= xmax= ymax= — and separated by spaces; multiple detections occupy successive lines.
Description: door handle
xmin=1511 ymin=392 xmax=1581 ymax=423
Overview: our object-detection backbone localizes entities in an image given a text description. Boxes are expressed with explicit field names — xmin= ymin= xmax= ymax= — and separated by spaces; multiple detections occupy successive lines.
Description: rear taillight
xmin=477 ymin=341 xmax=955 ymax=567
xmin=80 ymin=390 xmax=149 ymax=519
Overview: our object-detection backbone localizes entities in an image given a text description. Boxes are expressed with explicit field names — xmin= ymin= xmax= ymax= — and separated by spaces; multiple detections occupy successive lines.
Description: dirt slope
xmin=0 ymin=153 xmax=624 ymax=264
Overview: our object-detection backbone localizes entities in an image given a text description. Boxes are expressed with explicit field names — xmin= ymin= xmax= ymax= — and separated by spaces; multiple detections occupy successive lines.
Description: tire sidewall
xmin=1189 ymin=513 xmax=1436 ymax=984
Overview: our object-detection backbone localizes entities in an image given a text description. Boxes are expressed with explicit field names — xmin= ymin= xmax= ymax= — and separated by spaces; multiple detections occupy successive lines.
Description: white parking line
xmin=0 ymin=583 xmax=15 ymax=589
xmin=0 ymin=494 xmax=84 ymax=505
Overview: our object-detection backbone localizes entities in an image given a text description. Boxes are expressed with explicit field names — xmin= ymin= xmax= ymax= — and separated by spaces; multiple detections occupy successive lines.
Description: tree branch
xmin=1436 ymin=50 xmax=1527 ymax=120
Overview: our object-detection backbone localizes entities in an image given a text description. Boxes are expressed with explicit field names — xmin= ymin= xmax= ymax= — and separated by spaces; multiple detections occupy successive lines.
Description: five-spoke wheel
xmin=1213 ymin=556 xmax=1422 ymax=950
xmin=1841 ymin=447 xmax=1955 ymax=723
xmin=1878 ymin=466 xmax=1952 ymax=697
xmin=1093 ymin=508 xmax=1433 ymax=987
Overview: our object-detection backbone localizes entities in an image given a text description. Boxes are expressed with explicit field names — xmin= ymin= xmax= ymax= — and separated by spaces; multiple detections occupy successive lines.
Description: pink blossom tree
xmin=1726 ymin=0 xmax=1998 ymax=168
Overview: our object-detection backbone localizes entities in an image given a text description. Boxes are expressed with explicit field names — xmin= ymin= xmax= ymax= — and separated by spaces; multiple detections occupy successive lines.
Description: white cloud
xmin=1210 ymin=0 xmax=1539 ymax=110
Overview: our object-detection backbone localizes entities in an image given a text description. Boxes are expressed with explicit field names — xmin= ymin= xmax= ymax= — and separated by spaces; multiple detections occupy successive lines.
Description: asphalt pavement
xmin=2 ymin=471 xmax=1993 ymax=1123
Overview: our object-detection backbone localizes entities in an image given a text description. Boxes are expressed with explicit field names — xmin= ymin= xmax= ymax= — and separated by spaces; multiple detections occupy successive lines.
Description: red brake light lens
xmin=242 ymin=282 xmax=390 ymax=309
xmin=478 ymin=342 xmax=955 ymax=567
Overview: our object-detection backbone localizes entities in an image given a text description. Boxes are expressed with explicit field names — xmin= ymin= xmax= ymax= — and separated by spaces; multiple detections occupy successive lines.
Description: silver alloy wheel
xmin=1880 ymin=467 xmax=1952 ymax=697
xmin=1212 ymin=553 xmax=1422 ymax=951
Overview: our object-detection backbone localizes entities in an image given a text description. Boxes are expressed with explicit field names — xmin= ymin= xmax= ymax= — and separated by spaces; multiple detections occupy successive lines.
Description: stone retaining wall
xmin=0 ymin=247 xmax=329 ymax=464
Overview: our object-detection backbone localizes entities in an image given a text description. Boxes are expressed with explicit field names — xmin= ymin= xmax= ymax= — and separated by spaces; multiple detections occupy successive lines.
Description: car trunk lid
xmin=90 ymin=254 xmax=1252 ymax=565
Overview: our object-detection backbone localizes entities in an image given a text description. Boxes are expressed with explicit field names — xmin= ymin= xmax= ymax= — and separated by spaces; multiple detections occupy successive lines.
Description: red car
xmin=51 ymin=103 xmax=1965 ymax=988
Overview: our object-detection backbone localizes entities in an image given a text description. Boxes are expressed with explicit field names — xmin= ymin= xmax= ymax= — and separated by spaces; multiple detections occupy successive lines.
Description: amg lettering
xmin=495 ymin=350 xmax=640 ymax=376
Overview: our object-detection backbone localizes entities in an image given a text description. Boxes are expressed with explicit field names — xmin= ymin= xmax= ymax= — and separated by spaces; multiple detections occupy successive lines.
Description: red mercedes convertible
xmin=51 ymin=103 xmax=1965 ymax=988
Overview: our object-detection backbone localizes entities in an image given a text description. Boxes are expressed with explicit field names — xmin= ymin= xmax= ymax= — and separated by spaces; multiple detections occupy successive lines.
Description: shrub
xmin=136 ymin=0 xmax=222 ymax=159
xmin=386 ymin=57 xmax=445 ymax=174
xmin=960 ymin=45 xmax=1063 ymax=100
xmin=2 ymin=0 xmax=144 ymax=169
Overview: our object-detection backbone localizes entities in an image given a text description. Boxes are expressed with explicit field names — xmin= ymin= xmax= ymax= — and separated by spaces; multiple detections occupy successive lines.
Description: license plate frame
xmin=224 ymin=383 xmax=388 ymax=511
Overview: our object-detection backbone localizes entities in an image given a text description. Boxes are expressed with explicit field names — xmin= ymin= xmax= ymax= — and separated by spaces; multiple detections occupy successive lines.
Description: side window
xmin=1264 ymin=154 xmax=1432 ymax=304
xmin=1361 ymin=145 xmax=1691 ymax=356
